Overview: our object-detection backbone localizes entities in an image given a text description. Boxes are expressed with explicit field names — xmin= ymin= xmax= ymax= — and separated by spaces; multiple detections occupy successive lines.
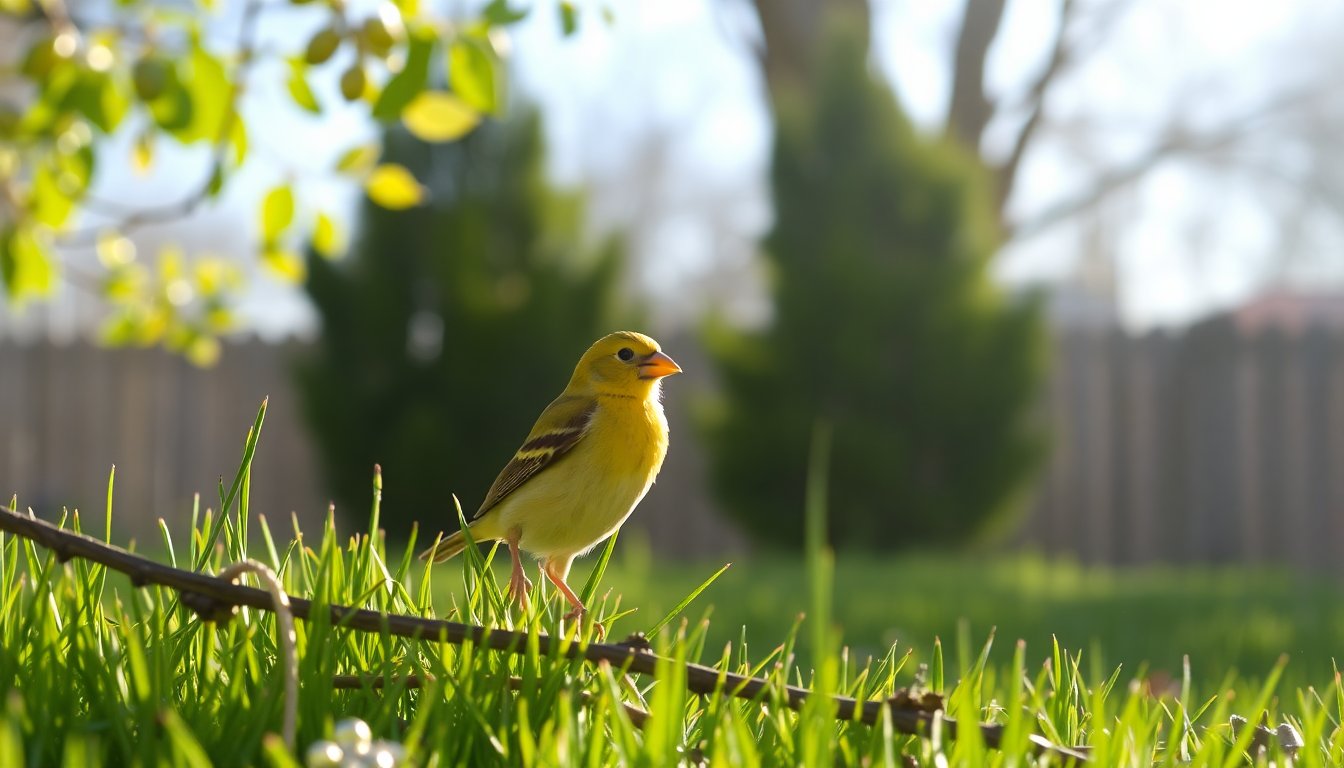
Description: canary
xmin=420 ymin=331 xmax=682 ymax=621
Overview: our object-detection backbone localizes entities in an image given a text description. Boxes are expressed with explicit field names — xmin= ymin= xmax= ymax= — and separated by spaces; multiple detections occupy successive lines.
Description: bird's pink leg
xmin=506 ymin=529 xmax=532 ymax=609
xmin=542 ymin=557 xmax=588 ymax=622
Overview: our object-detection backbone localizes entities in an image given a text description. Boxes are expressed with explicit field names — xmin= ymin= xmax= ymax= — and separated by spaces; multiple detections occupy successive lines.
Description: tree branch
xmin=995 ymin=0 xmax=1078 ymax=211
xmin=0 ymin=506 xmax=1089 ymax=761
xmin=56 ymin=0 xmax=269 ymax=248
xmin=1009 ymin=86 xmax=1324 ymax=241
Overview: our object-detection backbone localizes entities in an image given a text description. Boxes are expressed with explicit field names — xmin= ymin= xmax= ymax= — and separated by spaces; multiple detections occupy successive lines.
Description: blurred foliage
xmin=0 ymin=0 xmax=592 ymax=362
xmin=703 ymin=16 xmax=1045 ymax=551
xmin=296 ymin=110 xmax=626 ymax=539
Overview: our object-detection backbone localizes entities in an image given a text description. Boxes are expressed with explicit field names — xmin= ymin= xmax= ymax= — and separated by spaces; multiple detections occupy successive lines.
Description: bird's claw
xmin=563 ymin=605 xmax=605 ymax=639
xmin=507 ymin=572 xmax=533 ymax=609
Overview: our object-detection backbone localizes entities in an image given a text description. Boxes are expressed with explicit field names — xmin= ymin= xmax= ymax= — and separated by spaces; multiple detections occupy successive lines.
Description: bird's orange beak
xmin=638 ymin=350 xmax=682 ymax=379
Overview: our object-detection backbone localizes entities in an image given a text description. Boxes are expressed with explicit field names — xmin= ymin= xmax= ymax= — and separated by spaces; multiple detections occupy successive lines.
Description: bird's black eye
xmin=617 ymin=347 xmax=635 ymax=362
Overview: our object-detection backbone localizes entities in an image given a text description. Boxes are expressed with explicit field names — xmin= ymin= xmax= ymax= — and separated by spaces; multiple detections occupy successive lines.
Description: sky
xmin=20 ymin=0 xmax=1344 ymax=338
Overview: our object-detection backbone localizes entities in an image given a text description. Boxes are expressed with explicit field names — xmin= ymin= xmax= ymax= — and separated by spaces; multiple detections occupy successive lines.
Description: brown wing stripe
xmin=518 ymin=428 xmax=584 ymax=454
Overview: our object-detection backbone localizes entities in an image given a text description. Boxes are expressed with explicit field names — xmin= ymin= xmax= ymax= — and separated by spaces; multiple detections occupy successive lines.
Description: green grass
xmin=5 ymin=404 xmax=1344 ymax=765
xmin=565 ymin=544 xmax=1344 ymax=690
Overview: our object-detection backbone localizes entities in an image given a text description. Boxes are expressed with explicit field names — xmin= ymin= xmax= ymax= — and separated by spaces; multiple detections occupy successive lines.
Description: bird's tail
xmin=418 ymin=529 xmax=469 ymax=563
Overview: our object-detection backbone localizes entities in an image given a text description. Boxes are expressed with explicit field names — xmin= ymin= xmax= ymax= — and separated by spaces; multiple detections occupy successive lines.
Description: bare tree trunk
xmin=945 ymin=0 xmax=1009 ymax=155
xmin=748 ymin=0 xmax=870 ymax=101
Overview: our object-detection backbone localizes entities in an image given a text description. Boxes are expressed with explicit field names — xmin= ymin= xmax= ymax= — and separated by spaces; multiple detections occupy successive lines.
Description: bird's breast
xmin=589 ymin=395 xmax=669 ymax=481
xmin=502 ymin=394 xmax=669 ymax=558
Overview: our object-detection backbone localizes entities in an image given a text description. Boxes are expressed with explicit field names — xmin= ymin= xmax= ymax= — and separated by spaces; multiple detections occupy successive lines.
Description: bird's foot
xmin=507 ymin=571 xmax=533 ymax=609
xmin=563 ymin=605 xmax=605 ymax=639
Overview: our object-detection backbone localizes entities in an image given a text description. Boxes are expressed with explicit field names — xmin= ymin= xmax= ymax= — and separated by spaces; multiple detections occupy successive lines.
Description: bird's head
xmin=568 ymin=331 xmax=682 ymax=398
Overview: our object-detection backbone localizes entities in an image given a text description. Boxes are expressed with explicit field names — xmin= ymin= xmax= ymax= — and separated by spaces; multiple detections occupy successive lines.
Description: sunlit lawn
xmin=458 ymin=542 xmax=1344 ymax=691
xmin=8 ymin=500 xmax=1344 ymax=764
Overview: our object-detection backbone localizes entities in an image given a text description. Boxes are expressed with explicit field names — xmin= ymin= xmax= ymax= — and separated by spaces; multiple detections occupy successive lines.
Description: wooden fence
xmin=1022 ymin=321 xmax=1344 ymax=570
xmin=3 ymin=322 xmax=1343 ymax=566
xmin=0 ymin=341 xmax=325 ymax=542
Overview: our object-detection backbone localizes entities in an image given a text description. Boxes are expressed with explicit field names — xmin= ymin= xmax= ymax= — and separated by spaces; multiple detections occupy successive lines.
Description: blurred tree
xmin=704 ymin=14 xmax=1045 ymax=550
xmin=296 ymin=110 xmax=625 ymax=538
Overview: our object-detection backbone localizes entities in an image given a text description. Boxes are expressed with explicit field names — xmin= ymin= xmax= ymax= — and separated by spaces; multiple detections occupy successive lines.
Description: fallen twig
xmin=0 ymin=507 xmax=1088 ymax=762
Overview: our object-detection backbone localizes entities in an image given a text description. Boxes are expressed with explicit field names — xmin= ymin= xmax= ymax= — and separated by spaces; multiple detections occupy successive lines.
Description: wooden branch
xmin=0 ymin=507 xmax=1088 ymax=761
xmin=996 ymin=0 xmax=1078 ymax=211
xmin=1007 ymin=90 xmax=1309 ymax=242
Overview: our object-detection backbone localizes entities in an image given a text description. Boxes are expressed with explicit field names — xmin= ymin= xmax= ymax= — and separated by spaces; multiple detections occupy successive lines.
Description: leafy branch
xmin=0 ymin=504 xmax=1089 ymax=761
xmin=0 ymin=0 xmax=555 ymax=362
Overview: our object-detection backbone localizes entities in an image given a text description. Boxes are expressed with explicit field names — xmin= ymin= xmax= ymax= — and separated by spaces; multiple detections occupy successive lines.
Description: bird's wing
xmin=472 ymin=394 xmax=597 ymax=520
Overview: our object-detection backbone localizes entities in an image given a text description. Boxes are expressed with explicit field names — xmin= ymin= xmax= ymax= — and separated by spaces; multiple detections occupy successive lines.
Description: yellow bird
xmin=420 ymin=331 xmax=682 ymax=620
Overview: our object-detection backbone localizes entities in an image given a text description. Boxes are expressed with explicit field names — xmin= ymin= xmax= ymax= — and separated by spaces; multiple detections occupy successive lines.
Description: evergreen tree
xmin=297 ymin=111 xmax=624 ymax=538
xmin=703 ymin=17 xmax=1045 ymax=550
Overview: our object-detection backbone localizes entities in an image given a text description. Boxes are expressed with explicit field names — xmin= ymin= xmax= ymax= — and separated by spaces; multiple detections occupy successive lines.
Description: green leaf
xmin=206 ymin=164 xmax=225 ymax=197
xmin=103 ymin=263 xmax=148 ymax=303
xmin=372 ymin=30 xmax=433 ymax=121
xmin=559 ymin=1 xmax=578 ymax=35
xmin=482 ymin=0 xmax=528 ymax=25
xmin=449 ymin=37 xmax=499 ymax=114
xmin=261 ymin=247 xmax=306 ymax=282
xmin=194 ymin=257 xmax=241 ymax=298
xmin=287 ymin=59 xmax=321 ymax=114
xmin=335 ymin=143 xmax=379 ymax=175
xmin=304 ymin=27 xmax=342 ymax=65
xmin=364 ymin=163 xmax=424 ymax=209
xmin=29 ymin=160 xmax=75 ymax=228
xmin=402 ymin=90 xmax=479 ymax=142
xmin=21 ymin=35 xmax=60 ymax=80
xmin=0 ymin=226 xmax=59 ymax=301
xmin=66 ymin=70 xmax=131 ymax=133
xmin=181 ymin=43 xmax=230 ymax=142
xmin=260 ymin=185 xmax=295 ymax=242
xmin=144 ymin=63 xmax=195 ymax=133
xmin=132 ymin=131 xmax=154 ymax=172
xmin=229 ymin=118 xmax=248 ymax=165
xmin=56 ymin=140 xmax=95 ymax=195
xmin=132 ymin=55 xmax=172 ymax=101
xmin=312 ymin=212 xmax=342 ymax=258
